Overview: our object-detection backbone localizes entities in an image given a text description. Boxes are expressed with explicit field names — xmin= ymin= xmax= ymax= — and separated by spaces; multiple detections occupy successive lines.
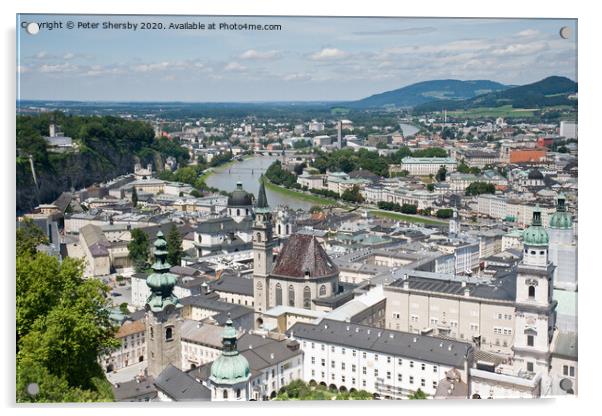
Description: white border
xmin=2 ymin=1 xmax=599 ymax=416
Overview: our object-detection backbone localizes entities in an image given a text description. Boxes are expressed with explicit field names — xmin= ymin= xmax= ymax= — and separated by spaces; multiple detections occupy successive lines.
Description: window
xmin=362 ymin=380 xmax=366 ymax=387
xmin=236 ymin=389 xmax=241 ymax=398
xmin=150 ymin=327 xmax=154 ymax=340
xmin=275 ymin=283 xmax=282 ymax=306
xmin=303 ymin=286 xmax=311 ymax=309
xmin=331 ymin=361 xmax=335 ymax=369
xmin=433 ymin=381 xmax=438 ymax=389
xmin=527 ymin=362 xmax=534 ymax=372
xmin=528 ymin=285 xmax=536 ymax=299
xmin=362 ymin=352 xmax=367 ymax=359
xmin=527 ymin=335 xmax=534 ymax=347
xmin=375 ymin=354 xmax=379 ymax=361
xmin=352 ymin=364 xmax=356 ymax=373
xmin=352 ymin=350 xmax=356 ymax=357
xmin=311 ymin=342 xmax=315 ymax=349
xmin=387 ymin=356 xmax=391 ymax=364
xmin=362 ymin=367 xmax=367 ymax=375
xmin=352 ymin=378 xmax=356 ymax=385
xmin=321 ymin=359 xmax=325 ymax=367
xmin=387 ymin=371 xmax=391 ymax=380
xmin=342 ymin=348 xmax=346 ymax=355
xmin=409 ymin=376 xmax=414 ymax=384
xmin=570 ymin=366 xmax=575 ymax=377
xmin=421 ymin=379 xmax=426 ymax=387
xmin=331 ymin=346 xmax=335 ymax=352
xmin=165 ymin=327 xmax=173 ymax=341
xmin=398 ymin=358 xmax=403 ymax=365
xmin=433 ymin=365 xmax=438 ymax=373
xmin=341 ymin=363 xmax=346 ymax=370
xmin=321 ymin=344 xmax=325 ymax=351
xmin=311 ymin=357 xmax=315 ymax=365
xmin=288 ymin=285 xmax=295 ymax=307
xmin=319 ymin=285 xmax=326 ymax=297
xmin=410 ymin=361 xmax=414 ymax=368
xmin=421 ymin=363 xmax=426 ymax=371
xmin=223 ymin=390 xmax=228 ymax=399
xmin=374 ymin=369 xmax=378 ymax=377
xmin=397 ymin=374 xmax=402 ymax=382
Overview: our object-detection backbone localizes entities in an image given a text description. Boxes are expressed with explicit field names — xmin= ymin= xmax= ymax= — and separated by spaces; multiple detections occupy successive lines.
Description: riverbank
xmin=262 ymin=178 xmax=339 ymax=207
xmin=198 ymin=154 xmax=254 ymax=182
xmin=369 ymin=210 xmax=447 ymax=225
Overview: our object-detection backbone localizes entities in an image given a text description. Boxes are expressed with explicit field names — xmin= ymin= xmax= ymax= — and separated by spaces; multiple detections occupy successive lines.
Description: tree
xmin=436 ymin=165 xmax=447 ymax=182
xmin=166 ymin=224 xmax=183 ymax=267
xmin=131 ymin=186 xmax=138 ymax=208
xmin=16 ymin=218 xmax=49 ymax=257
xmin=408 ymin=388 xmax=427 ymax=400
xmin=427 ymin=183 xmax=435 ymax=192
xmin=16 ymin=241 xmax=118 ymax=402
xmin=465 ymin=181 xmax=496 ymax=196
xmin=341 ymin=185 xmax=365 ymax=203
xmin=436 ymin=208 xmax=454 ymax=219
xmin=128 ymin=229 xmax=150 ymax=272
xmin=119 ymin=302 xmax=129 ymax=315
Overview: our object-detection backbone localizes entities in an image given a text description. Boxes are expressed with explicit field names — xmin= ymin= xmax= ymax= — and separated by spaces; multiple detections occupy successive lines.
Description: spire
xmin=257 ymin=177 xmax=269 ymax=209
xmin=145 ymin=231 xmax=180 ymax=312
xmin=523 ymin=205 xmax=549 ymax=246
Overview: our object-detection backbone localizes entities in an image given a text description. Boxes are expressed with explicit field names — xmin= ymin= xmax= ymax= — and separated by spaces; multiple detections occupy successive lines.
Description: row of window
xmin=310 ymin=369 xmax=438 ymax=389
xmin=309 ymin=355 xmax=438 ymax=373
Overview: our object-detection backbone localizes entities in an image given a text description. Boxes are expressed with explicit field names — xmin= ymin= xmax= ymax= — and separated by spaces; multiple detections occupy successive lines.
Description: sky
xmin=17 ymin=15 xmax=577 ymax=102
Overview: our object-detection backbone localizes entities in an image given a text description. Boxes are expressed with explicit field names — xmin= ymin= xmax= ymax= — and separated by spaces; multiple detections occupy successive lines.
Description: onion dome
xmin=145 ymin=231 xmax=180 ymax=312
xmin=227 ymin=182 xmax=253 ymax=207
xmin=209 ymin=318 xmax=250 ymax=385
xmin=549 ymin=193 xmax=573 ymax=229
xmin=523 ymin=206 xmax=549 ymax=246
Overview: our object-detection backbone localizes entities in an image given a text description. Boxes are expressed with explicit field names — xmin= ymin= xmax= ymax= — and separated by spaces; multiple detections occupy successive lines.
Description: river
xmin=399 ymin=123 xmax=419 ymax=137
xmin=205 ymin=156 xmax=315 ymax=211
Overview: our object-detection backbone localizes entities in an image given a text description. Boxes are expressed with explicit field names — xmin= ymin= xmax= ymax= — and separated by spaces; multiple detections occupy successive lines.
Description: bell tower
xmin=253 ymin=179 xmax=274 ymax=326
xmin=145 ymin=231 xmax=183 ymax=378
xmin=513 ymin=207 xmax=557 ymax=383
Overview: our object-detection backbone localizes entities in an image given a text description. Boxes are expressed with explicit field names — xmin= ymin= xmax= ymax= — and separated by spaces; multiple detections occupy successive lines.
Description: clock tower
xmin=252 ymin=179 xmax=274 ymax=328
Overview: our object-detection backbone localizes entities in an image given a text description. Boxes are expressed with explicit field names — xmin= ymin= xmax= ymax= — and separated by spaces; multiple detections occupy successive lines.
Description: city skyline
xmin=17 ymin=15 xmax=577 ymax=102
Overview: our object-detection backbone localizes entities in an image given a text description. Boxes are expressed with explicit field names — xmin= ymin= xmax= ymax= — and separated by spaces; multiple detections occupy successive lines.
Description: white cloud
xmin=282 ymin=73 xmax=311 ymax=81
xmin=240 ymin=49 xmax=281 ymax=60
xmin=224 ymin=62 xmax=247 ymax=72
xmin=517 ymin=29 xmax=540 ymax=37
xmin=133 ymin=62 xmax=170 ymax=72
xmin=63 ymin=52 xmax=75 ymax=60
xmin=39 ymin=63 xmax=79 ymax=73
xmin=309 ymin=48 xmax=349 ymax=61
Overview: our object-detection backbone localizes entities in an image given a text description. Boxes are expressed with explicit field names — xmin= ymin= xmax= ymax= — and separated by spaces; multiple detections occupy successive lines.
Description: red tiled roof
xmin=270 ymin=234 xmax=338 ymax=280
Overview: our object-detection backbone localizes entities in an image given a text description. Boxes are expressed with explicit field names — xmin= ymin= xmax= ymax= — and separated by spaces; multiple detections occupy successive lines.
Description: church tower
xmin=209 ymin=318 xmax=251 ymax=401
xmin=548 ymin=193 xmax=577 ymax=290
xmin=253 ymin=179 xmax=274 ymax=327
xmin=513 ymin=207 xmax=557 ymax=382
xmin=145 ymin=231 xmax=183 ymax=378
xmin=449 ymin=203 xmax=460 ymax=238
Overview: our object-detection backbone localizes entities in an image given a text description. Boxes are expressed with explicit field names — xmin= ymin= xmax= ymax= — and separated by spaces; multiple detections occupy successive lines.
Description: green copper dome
xmin=145 ymin=231 xmax=180 ymax=312
xmin=549 ymin=193 xmax=573 ymax=229
xmin=210 ymin=319 xmax=250 ymax=385
xmin=523 ymin=207 xmax=549 ymax=246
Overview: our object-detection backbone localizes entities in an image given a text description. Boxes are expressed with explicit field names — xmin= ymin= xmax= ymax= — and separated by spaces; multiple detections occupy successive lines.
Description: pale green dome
xmin=145 ymin=231 xmax=180 ymax=312
xmin=210 ymin=319 xmax=250 ymax=385
xmin=549 ymin=193 xmax=572 ymax=229
xmin=523 ymin=207 xmax=549 ymax=246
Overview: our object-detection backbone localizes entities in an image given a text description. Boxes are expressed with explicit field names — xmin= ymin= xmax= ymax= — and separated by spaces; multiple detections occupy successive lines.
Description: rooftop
xmin=271 ymin=234 xmax=339 ymax=280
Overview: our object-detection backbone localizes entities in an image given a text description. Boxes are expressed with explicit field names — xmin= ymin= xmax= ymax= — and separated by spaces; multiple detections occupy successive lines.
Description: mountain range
xmin=349 ymin=76 xmax=577 ymax=111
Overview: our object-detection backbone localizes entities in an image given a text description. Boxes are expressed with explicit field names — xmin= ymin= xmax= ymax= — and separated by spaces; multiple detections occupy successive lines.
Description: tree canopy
xmin=16 ymin=227 xmax=118 ymax=402
xmin=166 ymin=224 xmax=183 ymax=267
xmin=128 ymin=228 xmax=150 ymax=272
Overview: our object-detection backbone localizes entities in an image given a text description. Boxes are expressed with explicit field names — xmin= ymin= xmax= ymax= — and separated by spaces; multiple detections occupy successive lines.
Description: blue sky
xmin=17 ymin=15 xmax=577 ymax=102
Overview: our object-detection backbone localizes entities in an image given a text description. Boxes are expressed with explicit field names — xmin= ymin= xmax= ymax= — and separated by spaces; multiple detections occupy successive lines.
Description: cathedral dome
xmin=523 ymin=207 xmax=549 ymax=246
xmin=549 ymin=193 xmax=572 ymax=229
xmin=210 ymin=319 xmax=250 ymax=385
xmin=227 ymin=182 xmax=253 ymax=207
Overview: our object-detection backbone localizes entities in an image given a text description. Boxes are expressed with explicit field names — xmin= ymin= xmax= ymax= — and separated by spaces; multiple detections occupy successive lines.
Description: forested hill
xmin=414 ymin=76 xmax=577 ymax=112
xmin=16 ymin=113 xmax=189 ymax=213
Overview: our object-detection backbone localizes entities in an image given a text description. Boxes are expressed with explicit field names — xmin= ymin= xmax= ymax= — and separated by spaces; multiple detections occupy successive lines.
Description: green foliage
xmin=166 ymin=224 xmax=183 ymax=267
xmin=309 ymin=206 xmax=323 ymax=214
xmin=131 ymin=186 xmax=138 ymax=207
xmin=436 ymin=208 xmax=454 ymax=219
xmin=341 ymin=185 xmax=364 ymax=203
xmin=377 ymin=201 xmax=417 ymax=214
xmin=128 ymin=229 xmax=150 ymax=272
xmin=312 ymin=148 xmax=388 ymax=177
xmin=427 ymin=183 xmax=435 ymax=192
xmin=16 ymin=236 xmax=117 ymax=402
xmin=275 ymin=380 xmax=372 ymax=401
xmin=436 ymin=165 xmax=447 ymax=182
xmin=16 ymin=218 xmax=49 ymax=257
xmin=265 ymin=161 xmax=297 ymax=188
xmin=408 ymin=388 xmax=428 ymax=400
xmin=293 ymin=139 xmax=312 ymax=149
xmin=465 ymin=181 xmax=496 ymax=196
xmin=119 ymin=302 xmax=129 ymax=315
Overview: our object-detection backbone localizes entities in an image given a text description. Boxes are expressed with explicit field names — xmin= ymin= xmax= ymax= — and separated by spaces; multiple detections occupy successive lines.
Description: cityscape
xmin=15 ymin=14 xmax=577 ymax=403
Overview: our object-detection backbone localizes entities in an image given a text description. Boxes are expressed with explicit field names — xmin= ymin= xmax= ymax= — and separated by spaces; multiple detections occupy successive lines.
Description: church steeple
xmin=145 ymin=231 xmax=180 ymax=312
xmin=256 ymin=178 xmax=269 ymax=211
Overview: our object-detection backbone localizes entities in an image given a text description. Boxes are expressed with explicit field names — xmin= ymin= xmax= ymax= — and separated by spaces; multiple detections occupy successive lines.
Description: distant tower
xmin=449 ymin=203 xmax=460 ymax=238
xmin=337 ymin=120 xmax=342 ymax=149
xmin=513 ymin=207 xmax=557 ymax=384
xmin=252 ymin=179 xmax=275 ymax=328
xmin=209 ymin=318 xmax=251 ymax=401
xmin=548 ymin=193 xmax=577 ymax=291
xmin=145 ymin=231 xmax=183 ymax=378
